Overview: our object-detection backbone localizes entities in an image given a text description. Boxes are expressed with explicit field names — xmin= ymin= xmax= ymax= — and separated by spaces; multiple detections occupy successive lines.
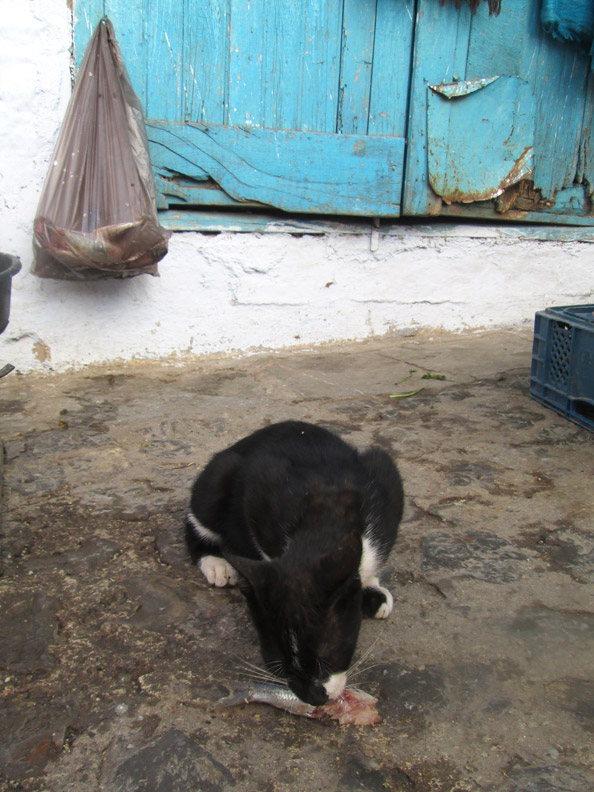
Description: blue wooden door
xmin=74 ymin=1 xmax=594 ymax=225
xmin=75 ymin=0 xmax=414 ymax=217
xmin=404 ymin=0 xmax=594 ymax=225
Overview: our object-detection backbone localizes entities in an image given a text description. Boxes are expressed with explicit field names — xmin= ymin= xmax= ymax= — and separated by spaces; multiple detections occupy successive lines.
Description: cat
xmin=185 ymin=420 xmax=404 ymax=707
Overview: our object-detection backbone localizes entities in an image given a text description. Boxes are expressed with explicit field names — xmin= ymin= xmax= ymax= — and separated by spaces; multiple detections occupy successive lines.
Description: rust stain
xmin=498 ymin=146 xmax=534 ymax=193
xmin=438 ymin=146 xmax=534 ymax=205
xmin=496 ymin=179 xmax=555 ymax=214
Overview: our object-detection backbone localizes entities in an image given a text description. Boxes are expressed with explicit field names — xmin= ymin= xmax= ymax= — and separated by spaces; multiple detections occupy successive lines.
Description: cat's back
xmin=230 ymin=420 xmax=358 ymax=471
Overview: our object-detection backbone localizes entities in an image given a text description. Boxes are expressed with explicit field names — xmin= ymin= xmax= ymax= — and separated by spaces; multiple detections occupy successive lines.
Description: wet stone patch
xmin=0 ymin=693 xmax=79 ymax=783
xmin=0 ymin=591 xmax=59 ymax=674
xmin=499 ymin=759 xmax=590 ymax=792
xmin=109 ymin=729 xmax=235 ymax=792
xmin=376 ymin=663 xmax=447 ymax=728
xmin=421 ymin=530 xmax=528 ymax=583
xmin=339 ymin=757 xmax=393 ymax=792
xmin=518 ymin=525 xmax=594 ymax=583
xmin=545 ymin=678 xmax=594 ymax=733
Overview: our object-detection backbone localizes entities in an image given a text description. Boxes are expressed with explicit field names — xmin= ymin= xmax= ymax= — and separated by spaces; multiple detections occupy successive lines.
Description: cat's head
xmin=226 ymin=531 xmax=362 ymax=706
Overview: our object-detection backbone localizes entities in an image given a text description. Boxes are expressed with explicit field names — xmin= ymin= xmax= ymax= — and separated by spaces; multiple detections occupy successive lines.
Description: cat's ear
xmin=224 ymin=553 xmax=276 ymax=589
xmin=316 ymin=530 xmax=362 ymax=593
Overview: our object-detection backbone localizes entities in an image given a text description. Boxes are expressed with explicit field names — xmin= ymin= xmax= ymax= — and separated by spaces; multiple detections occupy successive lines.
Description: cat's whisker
xmin=345 ymin=636 xmax=384 ymax=684
xmin=265 ymin=660 xmax=286 ymax=677
xmin=355 ymin=634 xmax=382 ymax=664
xmin=233 ymin=659 xmax=272 ymax=675
xmin=234 ymin=657 xmax=272 ymax=674
xmin=347 ymin=661 xmax=387 ymax=684
xmin=356 ymin=634 xmax=382 ymax=663
xmin=237 ymin=669 xmax=277 ymax=683
xmin=233 ymin=657 xmax=287 ymax=684
xmin=236 ymin=666 xmax=279 ymax=682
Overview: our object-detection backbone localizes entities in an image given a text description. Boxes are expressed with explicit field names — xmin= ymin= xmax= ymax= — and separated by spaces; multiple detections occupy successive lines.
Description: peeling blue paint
xmin=429 ymin=75 xmax=500 ymax=98
xmin=427 ymin=76 xmax=535 ymax=204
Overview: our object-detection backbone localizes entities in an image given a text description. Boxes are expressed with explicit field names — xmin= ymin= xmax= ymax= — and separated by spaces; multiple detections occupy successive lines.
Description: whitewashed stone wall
xmin=1 ymin=0 xmax=592 ymax=372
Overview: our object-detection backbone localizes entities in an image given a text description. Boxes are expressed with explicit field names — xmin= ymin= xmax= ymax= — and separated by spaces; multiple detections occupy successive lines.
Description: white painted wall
xmin=1 ymin=0 xmax=592 ymax=372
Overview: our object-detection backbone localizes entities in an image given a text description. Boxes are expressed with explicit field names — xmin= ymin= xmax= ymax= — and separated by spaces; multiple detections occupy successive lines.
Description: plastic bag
xmin=32 ymin=18 xmax=170 ymax=280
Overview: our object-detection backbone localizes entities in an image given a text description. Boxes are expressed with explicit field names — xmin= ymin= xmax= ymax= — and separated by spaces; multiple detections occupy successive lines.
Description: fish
xmin=217 ymin=682 xmax=317 ymax=717
xmin=216 ymin=682 xmax=380 ymax=726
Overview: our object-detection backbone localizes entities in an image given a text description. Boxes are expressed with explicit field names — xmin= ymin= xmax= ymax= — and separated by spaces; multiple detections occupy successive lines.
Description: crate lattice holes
xmin=530 ymin=304 xmax=594 ymax=433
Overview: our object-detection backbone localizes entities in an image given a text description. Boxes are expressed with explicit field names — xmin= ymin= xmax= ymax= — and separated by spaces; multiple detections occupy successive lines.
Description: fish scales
xmin=216 ymin=682 xmax=317 ymax=717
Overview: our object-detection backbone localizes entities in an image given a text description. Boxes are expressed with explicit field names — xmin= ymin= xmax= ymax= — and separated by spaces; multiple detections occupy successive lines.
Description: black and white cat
xmin=185 ymin=420 xmax=403 ymax=707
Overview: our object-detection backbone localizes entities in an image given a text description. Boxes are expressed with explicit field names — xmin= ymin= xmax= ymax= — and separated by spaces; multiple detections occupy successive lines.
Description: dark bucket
xmin=0 ymin=254 xmax=22 ymax=335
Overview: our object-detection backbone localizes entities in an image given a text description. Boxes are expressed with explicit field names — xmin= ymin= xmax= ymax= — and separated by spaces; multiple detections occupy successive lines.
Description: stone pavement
xmin=0 ymin=329 xmax=592 ymax=792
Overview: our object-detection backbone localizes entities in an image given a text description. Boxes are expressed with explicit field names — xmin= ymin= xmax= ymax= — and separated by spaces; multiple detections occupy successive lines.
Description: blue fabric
xmin=541 ymin=0 xmax=594 ymax=60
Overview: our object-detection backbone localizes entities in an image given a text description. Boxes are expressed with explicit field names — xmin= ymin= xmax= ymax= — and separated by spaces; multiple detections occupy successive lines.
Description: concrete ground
xmin=0 ymin=329 xmax=592 ymax=792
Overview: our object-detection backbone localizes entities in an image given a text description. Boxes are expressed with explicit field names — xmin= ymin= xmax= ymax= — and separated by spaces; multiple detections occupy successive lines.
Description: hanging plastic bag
xmin=32 ymin=17 xmax=170 ymax=280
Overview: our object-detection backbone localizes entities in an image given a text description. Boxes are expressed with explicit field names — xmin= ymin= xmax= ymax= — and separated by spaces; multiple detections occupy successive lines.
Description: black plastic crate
xmin=530 ymin=304 xmax=594 ymax=432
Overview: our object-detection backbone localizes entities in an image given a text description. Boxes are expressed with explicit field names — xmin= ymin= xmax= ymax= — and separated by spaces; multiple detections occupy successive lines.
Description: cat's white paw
xmin=374 ymin=586 xmax=393 ymax=619
xmin=361 ymin=575 xmax=394 ymax=619
xmin=200 ymin=555 xmax=239 ymax=587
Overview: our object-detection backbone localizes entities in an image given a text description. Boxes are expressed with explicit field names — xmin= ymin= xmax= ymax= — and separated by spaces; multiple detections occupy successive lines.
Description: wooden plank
xmin=147 ymin=121 xmax=404 ymax=215
xmin=144 ymin=0 xmax=184 ymax=120
xmin=387 ymin=219 xmax=594 ymax=240
xmin=155 ymin=176 xmax=594 ymax=224
xmin=73 ymin=0 xmax=105 ymax=65
xmin=159 ymin=210 xmax=376 ymax=234
xmin=159 ymin=209 xmax=594 ymax=239
xmin=154 ymin=178 xmax=255 ymax=209
xmin=520 ymin=3 xmax=585 ymax=198
xmin=227 ymin=1 xmax=266 ymax=128
xmin=292 ymin=0 xmax=343 ymax=131
xmin=577 ymin=69 xmax=594 ymax=194
xmin=403 ymin=0 xmax=473 ymax=216
xmin=404 ymin=0 xmax=594 ymax=223
xmin=438 ymin=199 xmax=594 ymax=226
xmin=102 ymin=0 xmax=148 ymax=110
xmin=530 ymin=47 xmax=588 ymax=199
xmin=338 ymin=0 xmax=376 ymax=134
xmin=467 ymin=0 xmax=589 ymax=200
xmin=228 ymin=0 xmax=343 ymax=131
xmin=368 ymin=0 xmax=415 ymax=137
xmin=465 ymin=0 xmax=531 ymax=78
xmin=183 ymin=0 xmax=230 ymax=124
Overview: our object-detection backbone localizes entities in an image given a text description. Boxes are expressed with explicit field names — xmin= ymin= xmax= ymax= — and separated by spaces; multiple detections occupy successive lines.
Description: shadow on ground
xmin=0 ymin=330 xmax=592 ymax=791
